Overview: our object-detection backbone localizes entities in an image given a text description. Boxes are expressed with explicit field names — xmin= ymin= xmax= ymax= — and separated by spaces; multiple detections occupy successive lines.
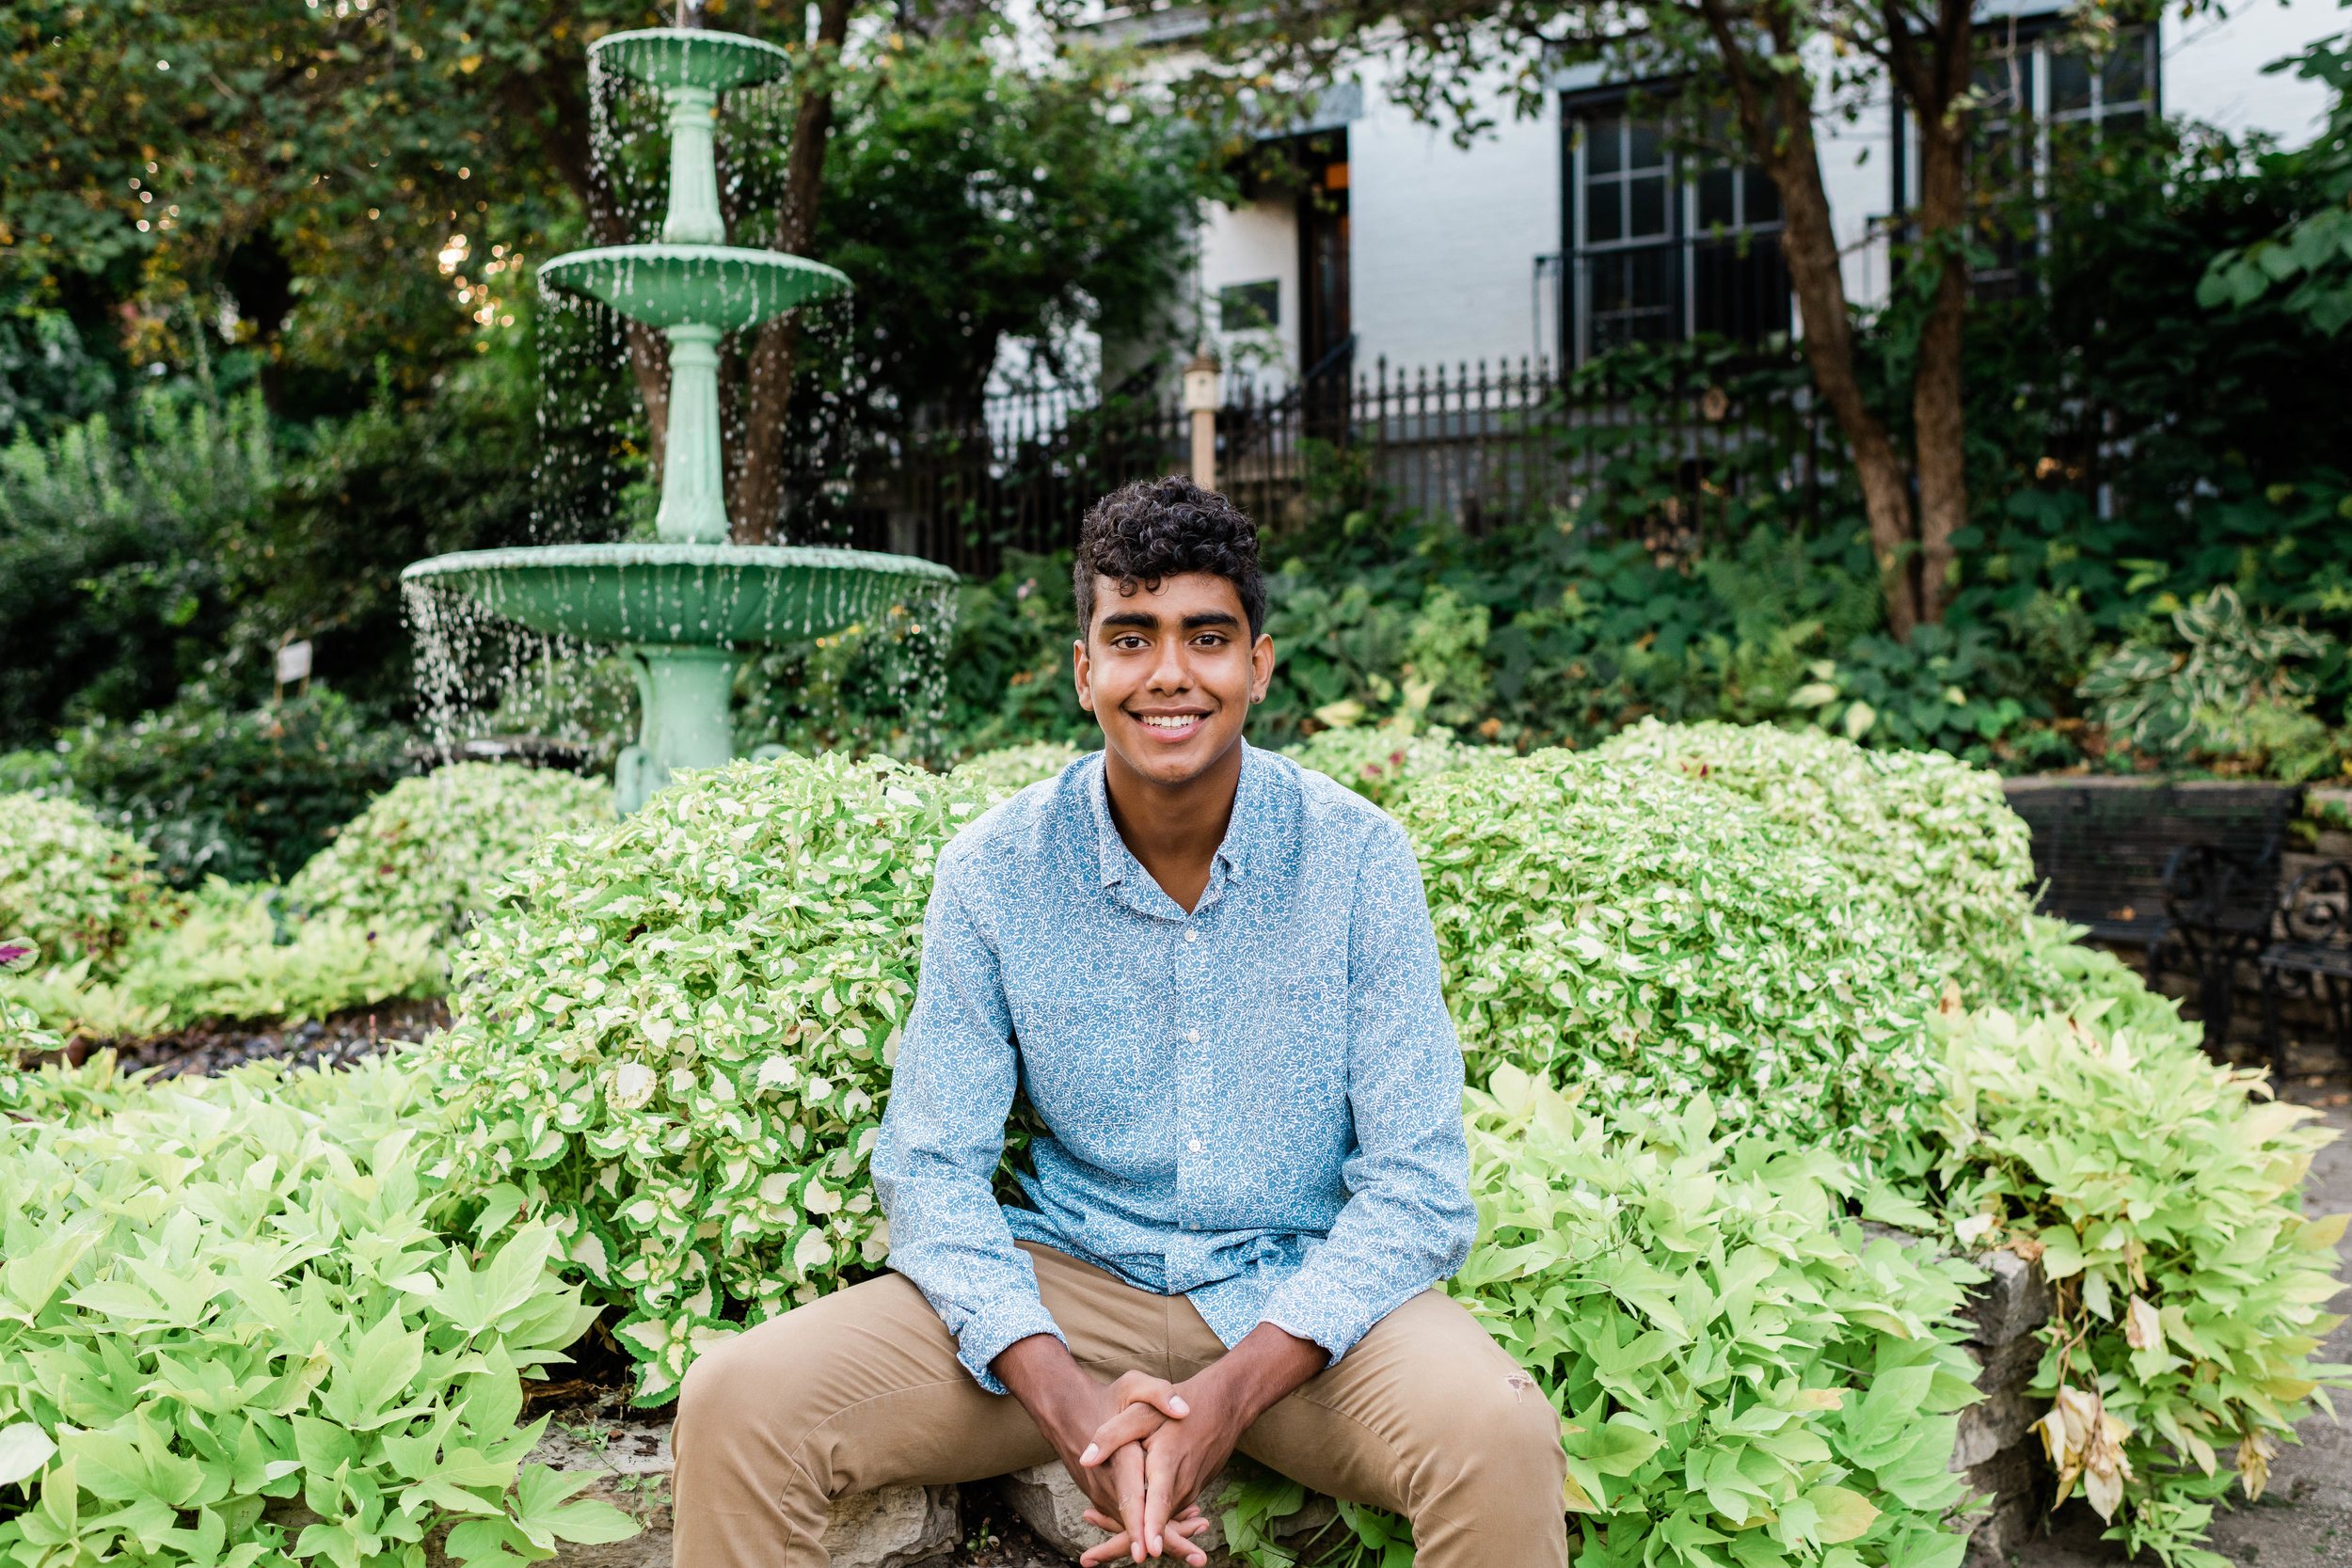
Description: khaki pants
xmin=673 ymin=1242 xmax=1568 ymax=1568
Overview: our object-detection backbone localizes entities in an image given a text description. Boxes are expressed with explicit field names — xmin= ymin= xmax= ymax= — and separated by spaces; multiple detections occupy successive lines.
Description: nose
xmin=1146 ymin=632 xmax=1191 ymax=693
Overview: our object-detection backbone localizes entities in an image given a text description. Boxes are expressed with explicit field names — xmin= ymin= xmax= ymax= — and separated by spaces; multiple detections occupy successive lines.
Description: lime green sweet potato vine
xmin=1931 ymin=1003 xmax=2352 ymax=1567
xmin=1450 ymin=1069 xmax=1980 ymax=1568
xmin=428 ymin=752 xmax=998 ymax=1404
xmin=0 ymin=1058 xmax=633 ymax=1568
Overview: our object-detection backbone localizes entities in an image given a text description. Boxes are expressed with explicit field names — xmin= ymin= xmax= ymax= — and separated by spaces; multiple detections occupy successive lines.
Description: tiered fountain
xmin=403 ymin=27 xmax=956 ymax=814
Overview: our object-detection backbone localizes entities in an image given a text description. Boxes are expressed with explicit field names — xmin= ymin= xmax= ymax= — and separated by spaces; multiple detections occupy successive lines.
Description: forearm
xmin=994 ymin=1332 xmax=1108 ymax=1449
xmin=1181 ymin=1322 xmax=1328 ymax=1435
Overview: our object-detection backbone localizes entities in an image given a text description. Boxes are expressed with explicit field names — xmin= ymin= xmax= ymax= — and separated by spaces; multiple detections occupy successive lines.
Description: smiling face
xmin=1073 ymin=571 xmax=1275 ymax=790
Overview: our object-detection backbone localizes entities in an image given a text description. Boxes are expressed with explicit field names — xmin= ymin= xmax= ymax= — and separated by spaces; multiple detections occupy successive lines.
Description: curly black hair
xmin=1073 ymin=475 xmax=1266 ymax=640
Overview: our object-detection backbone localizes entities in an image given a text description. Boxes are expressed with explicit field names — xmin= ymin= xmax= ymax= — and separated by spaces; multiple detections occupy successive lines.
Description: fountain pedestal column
xmin=617 ymin=644 xmax=742 ymax=815
xmin=656 ymin=324 xmax=729 ymax=545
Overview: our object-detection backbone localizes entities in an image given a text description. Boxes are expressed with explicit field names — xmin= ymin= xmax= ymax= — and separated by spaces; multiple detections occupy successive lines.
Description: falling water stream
xmin=402 ymin=24 xmax=957 ymax=811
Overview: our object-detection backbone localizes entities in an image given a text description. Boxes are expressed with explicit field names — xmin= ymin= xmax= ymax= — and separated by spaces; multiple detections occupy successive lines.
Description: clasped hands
xmin=997 ymin=1323 xmax=1328 ymax=1566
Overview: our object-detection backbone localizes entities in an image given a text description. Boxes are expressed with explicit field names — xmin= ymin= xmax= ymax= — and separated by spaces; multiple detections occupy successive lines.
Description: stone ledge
xmin=520 ymin=1249 xmax=2054 ymax=1568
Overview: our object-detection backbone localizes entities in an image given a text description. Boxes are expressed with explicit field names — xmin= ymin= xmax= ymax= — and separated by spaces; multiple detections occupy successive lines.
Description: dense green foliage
xmin=429 ymin=753 xmax=996 ymax=1404
xmin=1595 ymin=721 xmax=2036 ymax=1000
xmin=0 ymin=1055 xmax=635 ymax=1568
xmin=1 ymin=686 xmax=412 ymax=889
xmin=0 ymin=794 xmax=167 ymax=974
xmin=1453 ymin=1069 xmax=1981 ymax=1568
xmin=287 ymin=764 xmax=613 ymax=940
xmin=947 ymin=740 xmax=1085 ymax=793
xmin=1396 ymin=751 xmax=1942 ymax=1149
xmin=1931 ymin=1003 xmax=2351 ymax=1565
xmin=1280 ymin=722 xmax=1492 ymax=809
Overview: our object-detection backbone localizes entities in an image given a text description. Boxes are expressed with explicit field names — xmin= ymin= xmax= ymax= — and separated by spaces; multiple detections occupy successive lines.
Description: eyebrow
xmin=1096 ymin=610 xmax=1242 ymax=632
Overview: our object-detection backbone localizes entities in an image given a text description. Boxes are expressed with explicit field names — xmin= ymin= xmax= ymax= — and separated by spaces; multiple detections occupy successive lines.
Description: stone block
xmin=1965 ymin=1249 xmax=2052 ymax=1349
xmin=516 ymin=1416 xmax=960 ymax=1568
xmin=1960 ymin=1439 xmax=2045 ymax=1568
xmin=1003 ymin=1461 xmax=1335 ymax=1567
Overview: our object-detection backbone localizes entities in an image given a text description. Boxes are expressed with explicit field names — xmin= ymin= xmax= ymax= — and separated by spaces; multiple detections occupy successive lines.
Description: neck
xmin=1101 ymin=738 xmax=1246 ymax=912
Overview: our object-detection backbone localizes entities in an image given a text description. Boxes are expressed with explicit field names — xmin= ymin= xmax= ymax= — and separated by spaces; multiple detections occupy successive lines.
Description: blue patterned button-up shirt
xmin=872 ymin=743 xmax=1475 ymax=1394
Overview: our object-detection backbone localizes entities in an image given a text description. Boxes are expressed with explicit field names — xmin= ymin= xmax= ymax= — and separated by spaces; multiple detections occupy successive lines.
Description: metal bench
xmin=2001 ymin=778 xmax=2305 ymax=1048
xmin=2260 ymin=860 xmax=2352 ymax=1073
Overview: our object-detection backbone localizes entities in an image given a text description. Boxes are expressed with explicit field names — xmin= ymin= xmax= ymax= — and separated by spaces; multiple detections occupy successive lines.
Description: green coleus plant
xmin=0 ymin=792 xmax=172 ymax=976
xmin=1595 ymin=719 xmax=2038 ymax=1004
xmin=0 ymin=1055 xmax=633 ymax=1568
xmin=287 ymin=763 xmax=616 ymax=942
xmin=1452 ymin=1069 xmax=1983 ymax=1568
xmin=946 ymin=739 xmax=1085 ymax=794
xmin=1931 ymin=1001 xmax=2352 ymax=1568
xmin=1391 ymin=750 xmax=1943 ymax=1151
xmin=427 ymin=752 xmax=999 ymax=1404
xmin=1282 ymin=721 xmax=1497 ymax=811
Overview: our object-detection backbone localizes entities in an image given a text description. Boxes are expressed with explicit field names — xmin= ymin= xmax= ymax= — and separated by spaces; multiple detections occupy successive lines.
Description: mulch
xmin=55 ymin=996 xmax=452 ymax=1081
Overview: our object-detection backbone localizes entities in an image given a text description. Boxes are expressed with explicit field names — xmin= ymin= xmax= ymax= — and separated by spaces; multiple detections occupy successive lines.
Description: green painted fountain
xmin=402 ymin=27 xmax=955 ymax=814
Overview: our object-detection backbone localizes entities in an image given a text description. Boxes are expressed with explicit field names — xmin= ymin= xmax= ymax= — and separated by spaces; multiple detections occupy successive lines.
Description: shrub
xmin=1393 ymin=750 xmax=1942 ymax=1150
xmin=427 ymin=752 xmax=998 ymax=1403
xmin=18 ymin=685 xmax=412 ymax=888
xmin=1930 ymin=1001 xmax=2352 ymax=1566
xmin=0 ymin=1055 xmax=637 ymax=1567
xmin=1282 ymin=722 xmax=1493 ymax=810
xmin=0 ymin=791 xmax=168 ymax=974
xmin=2 ymin=881 xmax=441 ymax=1039
xmin=1448 ymin=1069 xmax=1980 ymax=1568
xmin=287 ymin=763 xmax=614 ymax=940
xmin=1595 ymin=719 xmax=2036 ymax=999
xmin=948 ymin=740 xmax=1085 ymax=793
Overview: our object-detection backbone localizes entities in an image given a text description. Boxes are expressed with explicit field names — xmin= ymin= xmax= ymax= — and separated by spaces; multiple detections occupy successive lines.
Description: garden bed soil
xmin=78 ymin=997 xmax=450 ymax=1080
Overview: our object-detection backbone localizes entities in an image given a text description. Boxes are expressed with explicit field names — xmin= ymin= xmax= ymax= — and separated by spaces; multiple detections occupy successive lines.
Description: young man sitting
xmin=672 ymin=477 xmax=1568 ymax=1567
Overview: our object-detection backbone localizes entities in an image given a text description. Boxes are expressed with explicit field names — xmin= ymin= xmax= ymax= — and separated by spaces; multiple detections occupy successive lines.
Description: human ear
xmin=1073 ymin=637 xmax=1094 ymax=712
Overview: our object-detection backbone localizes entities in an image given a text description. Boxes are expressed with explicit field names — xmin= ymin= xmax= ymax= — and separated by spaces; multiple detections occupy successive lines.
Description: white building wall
xmin=2166 ymin=0 xmax=2340 ymax=140
xmin=1346 ymin=80 xmax=1563 ymax=372
xmin=1177 ymin=1 xmax=2347 ymax=385
xmin=1198 ymin=196 xmax=1301 ymax=389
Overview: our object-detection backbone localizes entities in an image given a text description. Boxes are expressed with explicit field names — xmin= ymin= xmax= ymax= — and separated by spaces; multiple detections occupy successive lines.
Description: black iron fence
xmin=834 ymin=352 xmax=1840 ymax=579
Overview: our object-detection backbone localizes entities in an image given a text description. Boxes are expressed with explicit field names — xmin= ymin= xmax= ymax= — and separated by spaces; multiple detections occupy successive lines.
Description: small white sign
xmin=275 ymin=640 xmax=313 ymax=685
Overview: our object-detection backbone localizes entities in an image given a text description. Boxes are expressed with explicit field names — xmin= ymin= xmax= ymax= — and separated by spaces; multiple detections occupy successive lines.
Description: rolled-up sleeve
xmin=871 ymin=858 xmax=1065 ymax=1392
xmin=1257 ymin=819 xmax=1475 ymax=1363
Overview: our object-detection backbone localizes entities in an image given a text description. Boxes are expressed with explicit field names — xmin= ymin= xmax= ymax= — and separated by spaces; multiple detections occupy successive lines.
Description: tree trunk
xmin=730 ymin=0 xmax=851 ymax=545
xmin=1695 ymin=0 xmax=1922 ymax=638
xmin=1889 ymin=0 xmax=1975 ymax=625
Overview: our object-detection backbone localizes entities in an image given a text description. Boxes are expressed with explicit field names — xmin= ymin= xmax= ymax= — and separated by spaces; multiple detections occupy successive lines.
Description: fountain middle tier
xmin=539 ymin=243 xmax=850 ymax=332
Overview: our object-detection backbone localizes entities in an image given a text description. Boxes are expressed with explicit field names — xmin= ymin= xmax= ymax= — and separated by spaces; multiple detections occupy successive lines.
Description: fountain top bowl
xmin=539 ymin=244 xmax=851 ymax=332
xmin=403 ymin=542 xmax=958 ymax=647
xmin=591 ymin=27 xmax=792 ymax=94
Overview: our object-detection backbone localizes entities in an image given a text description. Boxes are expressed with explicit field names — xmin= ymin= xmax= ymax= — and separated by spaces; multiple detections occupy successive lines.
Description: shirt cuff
xmin=1259 ymin=1274 xmax=1432 ymax=1370
xmin=954 ymin=1295 xmax=1068 ymax=1395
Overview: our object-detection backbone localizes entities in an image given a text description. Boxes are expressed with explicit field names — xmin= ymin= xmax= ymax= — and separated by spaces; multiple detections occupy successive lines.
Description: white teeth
xmin=1138 ymin=715 xmax=1198 ymax=729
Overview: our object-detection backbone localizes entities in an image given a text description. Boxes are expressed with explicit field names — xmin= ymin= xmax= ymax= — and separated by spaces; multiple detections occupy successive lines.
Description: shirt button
xmin=1188 ymin=1138 xmax=1202 ymax=1152
xmin=1186 ymin=1030 xmax=1200 ymax=1043
xmin=1184 ymin=930 xmax=1197 ymax=942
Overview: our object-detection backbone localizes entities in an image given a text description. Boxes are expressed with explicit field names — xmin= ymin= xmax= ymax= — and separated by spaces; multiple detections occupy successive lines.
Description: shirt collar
xmin=1083 ymin=743 xmax=1270 ymax=911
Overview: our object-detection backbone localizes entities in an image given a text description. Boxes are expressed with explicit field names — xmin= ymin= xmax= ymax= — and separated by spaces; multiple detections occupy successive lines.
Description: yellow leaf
xmin=2295 ymin=1212 xmax=2350 ymax=1250
xmin=458 ymin=54 xmax=484 ymax=73
xmin=1811 ymin=1485 xmax=1880 ymax=1544
xmin=1563 ymin=1473 xmax=1598 ymax=1513
xmin=2124 ymin=1295 xmax=2161 ymax=1353
xmin=1792 ymin=1388 xmax=1847 ymax=1411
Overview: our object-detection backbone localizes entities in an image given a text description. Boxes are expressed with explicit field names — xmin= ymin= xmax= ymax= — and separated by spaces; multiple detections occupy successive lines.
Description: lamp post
xmin=1182 ymin=347 xmax=1220 ymax=492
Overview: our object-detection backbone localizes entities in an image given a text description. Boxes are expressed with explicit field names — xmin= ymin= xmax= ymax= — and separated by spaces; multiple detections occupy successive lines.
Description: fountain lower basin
xmin=402 ymin=543 xmax=956 ymax=645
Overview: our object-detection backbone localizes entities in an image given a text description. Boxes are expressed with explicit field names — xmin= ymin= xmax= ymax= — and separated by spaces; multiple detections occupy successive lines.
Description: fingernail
xmin=1080 ymin=1444 xmax=1099 ymax=1465
xmin=1169 ymin=1397 xmax=1189 ymax=1416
